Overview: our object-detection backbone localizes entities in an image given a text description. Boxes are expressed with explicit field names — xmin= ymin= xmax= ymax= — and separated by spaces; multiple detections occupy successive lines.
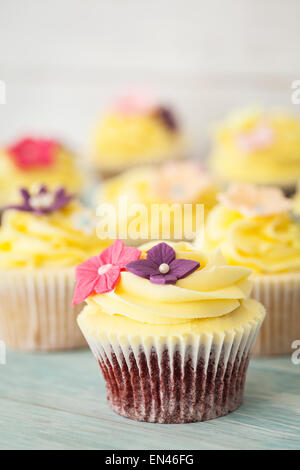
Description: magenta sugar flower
xmin=72 ymin=240 xmax=141 ymax=305
xmin=126 ymin=242 xmax=200 ymax=285
xmin=7 ymin=137 xmax=58 ymax=170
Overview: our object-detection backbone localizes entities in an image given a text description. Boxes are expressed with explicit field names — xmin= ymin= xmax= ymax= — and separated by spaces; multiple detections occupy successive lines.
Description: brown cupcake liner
xmin=252 ymin=273 xmax=300 ymax=356
xmin=81 ymin=318 xmax=262 ymax=423
xmin=0 ymin=269 xmax=86 ymax=351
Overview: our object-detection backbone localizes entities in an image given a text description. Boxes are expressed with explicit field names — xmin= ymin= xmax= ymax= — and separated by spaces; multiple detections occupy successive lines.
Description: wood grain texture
xmin=0 ymin=350 xmax=299 ymax=450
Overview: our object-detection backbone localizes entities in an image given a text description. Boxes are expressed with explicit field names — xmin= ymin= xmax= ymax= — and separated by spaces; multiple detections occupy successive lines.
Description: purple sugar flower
xmin=4 ymin=186 xmax=74 ymax=215
xmin=126 ymin=242 xmax=200 ymax=285
xmin=155 ymin=107 xmax=178 ymax=132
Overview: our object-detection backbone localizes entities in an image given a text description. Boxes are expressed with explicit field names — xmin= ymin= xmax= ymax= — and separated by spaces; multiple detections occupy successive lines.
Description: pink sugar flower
xmin=236 ymin=123 xmax=274 ymax=153
xmin=112 ymin=90 xmax=155 ymax=115
xmin=7 ymin=137 xmax=58 ymax=170
xmin=72 ymin=240 xmax=141 ymax=305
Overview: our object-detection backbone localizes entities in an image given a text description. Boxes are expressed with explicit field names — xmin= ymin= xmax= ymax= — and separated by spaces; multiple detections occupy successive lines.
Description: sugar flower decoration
xmin=126 ymin=242 xmax=200 ymax=285
xmin=236 ymin=123 xmax=274 ymax=153
xmin=7 ymin=137 xmax=58 ymax=170
xmin=113 ymin=91 xmax=155 ymax=116
xmin=4 ymin=186 xmax=74 ymax=215
xmin=219 ymin=184 xmax=292 ymax=217
xmin=153 ymin=162 xmax=213 ymax=203
xmin=154 ymin=107 xmax=178 ymax=132
xmin=72 ymin=209 xmax=98 ymax=235
xmin=72 ymin=240 xmax=141 ymax=305
xmin=112 ymin=92 xmax=178 ymax=131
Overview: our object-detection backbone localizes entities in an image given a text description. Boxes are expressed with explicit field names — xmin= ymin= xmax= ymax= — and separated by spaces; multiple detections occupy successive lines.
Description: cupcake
xmin=89 ymin=92 xmax=186 ymax=178
xmin=292 ymin=182 xmax=300 ymax=216
xmin=0 ymin=185 xmax=110 ymax=351
xmin=0 ymin=136 xmax=83 ymax=207
xmin=203 ymin=184 xmax=300 ymax=355
xmin=75 ymin=239 xmax=265 ymax=423
xmin=210 ymin=108 xmax=300 ymax=195
xmin=97 ymin=161 xmax=219 ymax=244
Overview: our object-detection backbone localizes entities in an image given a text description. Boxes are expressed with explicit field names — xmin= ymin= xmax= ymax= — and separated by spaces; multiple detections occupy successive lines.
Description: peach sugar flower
xmin=152 ymin=162 xmax=213 ymax=203
xmin=219 ymin=184 xmax=292 ymax=217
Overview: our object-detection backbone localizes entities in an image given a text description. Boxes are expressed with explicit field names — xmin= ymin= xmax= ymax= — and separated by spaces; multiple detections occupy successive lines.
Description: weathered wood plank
xmin=0 ymin=351 xmax=299 ymax=450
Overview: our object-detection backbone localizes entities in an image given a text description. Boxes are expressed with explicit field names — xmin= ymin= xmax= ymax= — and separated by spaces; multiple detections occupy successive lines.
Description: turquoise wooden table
xmin=0 ymin=350 xmax=299 ymax=450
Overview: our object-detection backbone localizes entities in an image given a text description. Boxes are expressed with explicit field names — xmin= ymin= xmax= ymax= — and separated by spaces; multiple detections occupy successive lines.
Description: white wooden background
xmin=0 ymin=0 xmax=300 ymax=157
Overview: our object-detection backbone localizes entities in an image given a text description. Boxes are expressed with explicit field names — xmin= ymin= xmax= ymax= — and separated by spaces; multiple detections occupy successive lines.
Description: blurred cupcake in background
xmin=97 ymin=161 xmax=219 ymax=244
xmin=76 ymin=240 xmax=265 ymax=423
xmin=201 ymin=183 xmax=300 ymax=355
xmin=0 ymin=137 xmax=83 ymax=207
xmin=292 ymin=182 xmax=300 ymax=216
xmin=89 ymin=91 xmax=186 ymax=179
xmin=210 ymin=108 xmax=300 ymax=195
xmin=0 ymin=185 xmax=110 ymax=351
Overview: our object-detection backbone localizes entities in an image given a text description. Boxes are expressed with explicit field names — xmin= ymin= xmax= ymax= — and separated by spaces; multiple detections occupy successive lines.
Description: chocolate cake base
xmin=97 ymin=344 xmax=250 ymax=424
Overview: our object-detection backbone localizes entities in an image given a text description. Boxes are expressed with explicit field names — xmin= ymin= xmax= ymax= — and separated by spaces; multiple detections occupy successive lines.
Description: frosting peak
xmin=0 ymin=201 xmax=110 ymax=269
xmin=205 ymin=203 xmax=300 ymax=274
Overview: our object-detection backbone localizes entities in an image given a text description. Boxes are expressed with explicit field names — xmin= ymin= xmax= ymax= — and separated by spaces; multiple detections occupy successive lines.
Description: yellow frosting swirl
xmin=97 ymin=166 xmax=218 ymax=241
xmin=90 ymin=112 xmax=184 ymax=171
xmin=210 ymin=108 xmax=300 ymax=186
xmin=0 ymin=202 xmax=110 ymax=269
xmin=0 ymin=146 xmax=83 ymax=206
xmin=205 ymin=204 xmax=300 ymax=274
xmin=78 ymin=242 xmax=264 ymax=339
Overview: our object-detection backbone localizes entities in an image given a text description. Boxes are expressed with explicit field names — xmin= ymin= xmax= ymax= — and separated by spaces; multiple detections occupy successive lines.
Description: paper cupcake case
xmin=0 ymin=269 xmax=86 ymax=351
xmin=252 ymin=273 xmax=300 ymax=356
xmin=80 ymin=317 xmax=262 ymax=424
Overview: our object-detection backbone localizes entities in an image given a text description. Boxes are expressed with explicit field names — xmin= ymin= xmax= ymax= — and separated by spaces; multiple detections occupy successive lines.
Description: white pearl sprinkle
xmin=98 ymin=264 xmax=112 ymax=276
xmin=30 ymin=194 xmax=55 ymax=210
xmin=159 ymin=263 xmax=170 ymax=274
